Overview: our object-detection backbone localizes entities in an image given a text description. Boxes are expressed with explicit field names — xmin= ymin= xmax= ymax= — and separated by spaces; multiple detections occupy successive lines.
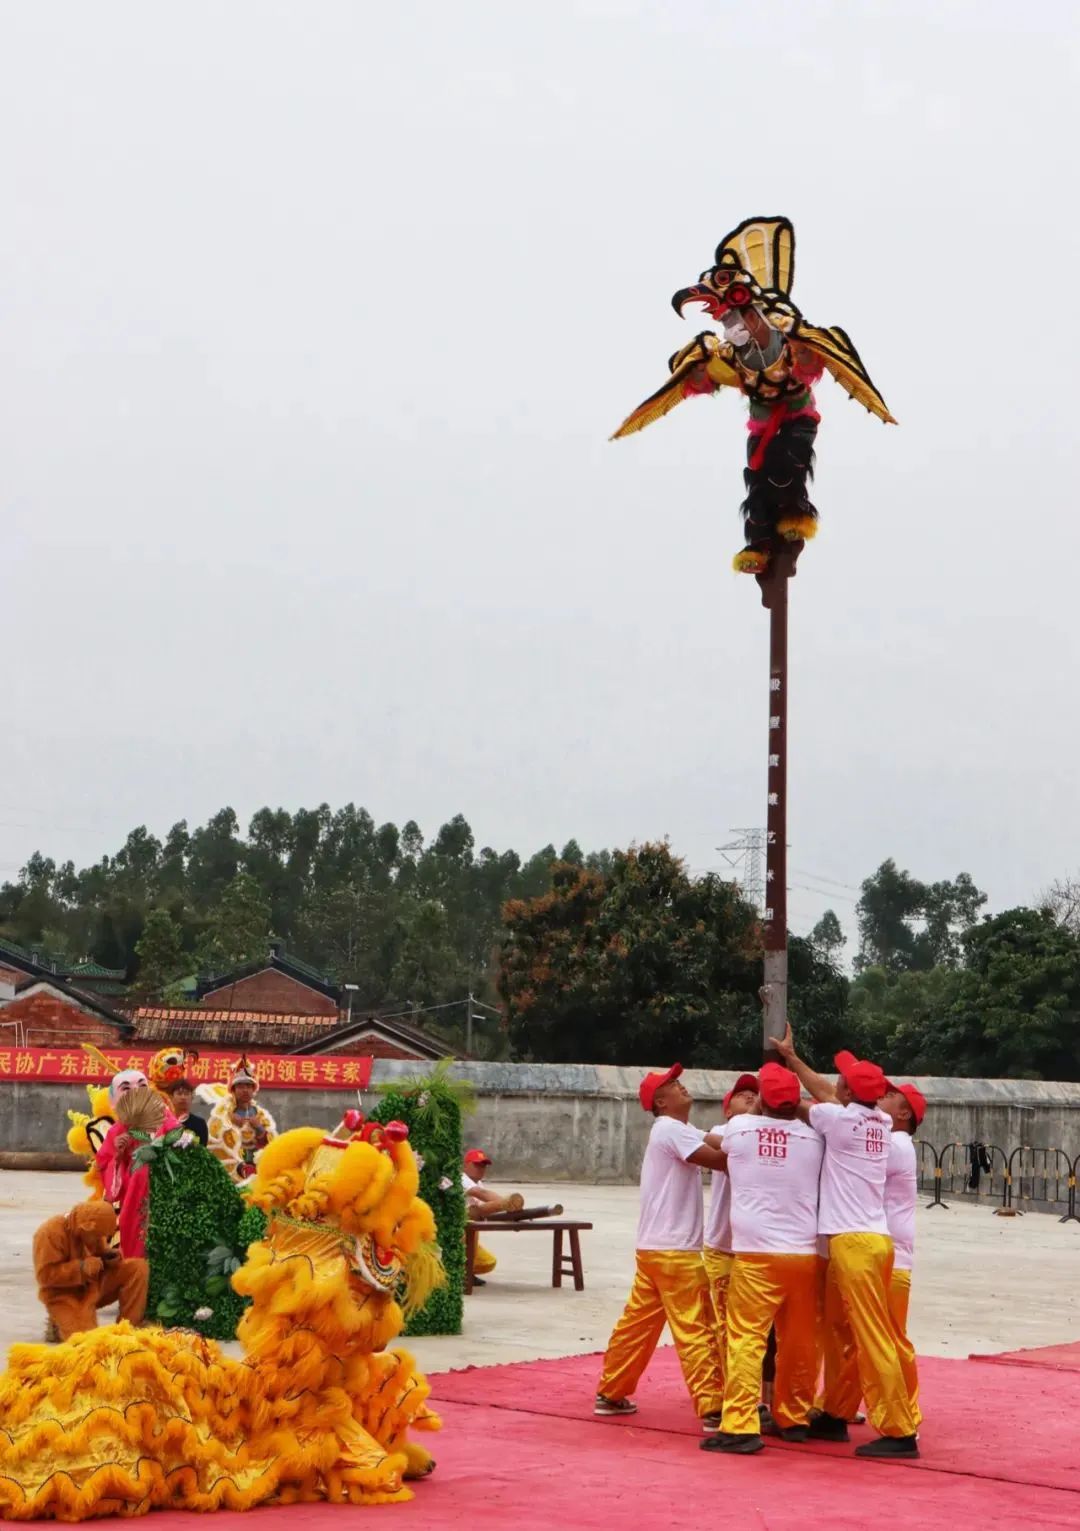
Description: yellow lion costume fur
xmin=0 ymin=1124 xmax=443 ymax=1519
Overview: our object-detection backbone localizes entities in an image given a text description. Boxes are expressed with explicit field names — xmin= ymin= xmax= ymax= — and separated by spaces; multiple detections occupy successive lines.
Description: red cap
xmin=834 ymin=1050 xmax=887 ymax=1104
xmin=639 ymin=1063 xmax=683 ymax=1112
xmin=723 ymin=1073 xmax=760 ymax=1113
xmin=464 ymin=1148 xmax=492 ymax=1166
xmin=758 ymin=1062 xmax=801 ymax=1109
xmin=885 ymin=1080 xmax=926 ymax=1126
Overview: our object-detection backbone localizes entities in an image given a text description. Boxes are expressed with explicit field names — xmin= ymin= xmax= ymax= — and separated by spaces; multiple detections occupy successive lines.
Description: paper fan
xmin=113 ymin=1084 xmax=167 ymax=1134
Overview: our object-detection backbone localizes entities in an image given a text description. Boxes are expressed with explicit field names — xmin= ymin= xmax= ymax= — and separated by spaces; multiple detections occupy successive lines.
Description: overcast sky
xmin=4 ymin=1 xmax=1078 ymax=950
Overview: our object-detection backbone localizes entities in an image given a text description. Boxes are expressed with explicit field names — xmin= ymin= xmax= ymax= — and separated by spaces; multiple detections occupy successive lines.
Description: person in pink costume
xmin=95 ymin=1070 xmax=178 ymax=1258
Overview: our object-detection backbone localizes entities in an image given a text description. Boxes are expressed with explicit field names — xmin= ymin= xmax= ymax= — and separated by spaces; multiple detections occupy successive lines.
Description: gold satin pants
xmin=598 ymin=1250 xmax=723 ymax=1417
xmin=702 ymin=1246 xmax=734 ymax=1390
xmin=888 ymin=1268 xmax=920 ymax=1426
xmin=721 ymin=1252 xmax=821 ymax=1435
xmin=822 ymin=1233 xmax=918 ymax=1438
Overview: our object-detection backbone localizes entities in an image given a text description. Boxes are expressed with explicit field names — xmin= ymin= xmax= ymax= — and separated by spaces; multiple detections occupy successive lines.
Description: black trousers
xmin=741 ymin=415 xmax=818 ymax=549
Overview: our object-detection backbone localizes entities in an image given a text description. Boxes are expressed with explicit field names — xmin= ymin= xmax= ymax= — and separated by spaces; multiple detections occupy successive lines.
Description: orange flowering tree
xmin=498 ymin=843 xmax=764 ymax=1066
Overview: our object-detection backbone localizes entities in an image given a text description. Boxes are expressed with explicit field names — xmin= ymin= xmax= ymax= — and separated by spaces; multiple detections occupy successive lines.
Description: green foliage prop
xmin=146 ymin=1141 xmax=267 ymax=1341
xmin=371 ymin=1060 xmax=469 ymax=1336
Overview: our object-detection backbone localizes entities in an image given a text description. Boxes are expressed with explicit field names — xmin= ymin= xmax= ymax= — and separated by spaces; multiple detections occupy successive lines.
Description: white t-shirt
xmin=703 ymin=1122 xmax=731 ymax=1251
xmin=885 ymin=1129 xmax=917 ymax=1272
xmin=724 ymin=1115 xmax=824 ymax=1256
xmin=636 ymin=1114 xmax=706 ymax=1251
xmin=810 ymin=1101 xmax=891 ymax=1236
xmin=462 ymin=1172 xmax=485 ymax=1197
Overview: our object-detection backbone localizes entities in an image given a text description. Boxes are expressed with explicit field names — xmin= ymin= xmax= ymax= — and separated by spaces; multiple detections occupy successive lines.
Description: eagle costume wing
xmin=793 ymin=322 xmax=896 ymax=424
xmin=610 ymin=334 xmax=741 ymax=440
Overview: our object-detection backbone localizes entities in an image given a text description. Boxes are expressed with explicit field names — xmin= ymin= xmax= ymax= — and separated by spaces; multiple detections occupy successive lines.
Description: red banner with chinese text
xmin=0 ymin=1047 xmax=373 ymax=1091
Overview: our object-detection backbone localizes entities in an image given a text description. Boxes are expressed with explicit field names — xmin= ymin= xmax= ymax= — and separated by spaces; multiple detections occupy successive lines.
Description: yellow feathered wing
xmin=794 ymin=323 xmax=896 ymax=424
xmin=716 ymin=216 xmax=795 ymax=296
xmin=611 ymin=337 xmax=741 ymax=440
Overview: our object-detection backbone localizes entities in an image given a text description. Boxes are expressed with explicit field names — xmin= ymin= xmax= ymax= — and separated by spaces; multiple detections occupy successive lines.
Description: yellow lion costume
xmin=64 ymin=1084 xmax=114 ymax=1197
xmin=0 ymin=1121 xmax=443 ymax=1519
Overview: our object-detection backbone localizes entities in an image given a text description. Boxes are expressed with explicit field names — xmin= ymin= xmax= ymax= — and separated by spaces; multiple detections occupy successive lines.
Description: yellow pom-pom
xmin=776 ymin=514 xmax=818 ymax=542
xmin=733 ymin=547 xmax=770 ymax=574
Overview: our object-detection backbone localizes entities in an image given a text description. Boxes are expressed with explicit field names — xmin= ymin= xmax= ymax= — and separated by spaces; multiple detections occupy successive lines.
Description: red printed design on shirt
xmin=757 ymin=1127 xmax=789 ymax=1160
xmin=865 ymin=1125 xmax=886 ymax=1156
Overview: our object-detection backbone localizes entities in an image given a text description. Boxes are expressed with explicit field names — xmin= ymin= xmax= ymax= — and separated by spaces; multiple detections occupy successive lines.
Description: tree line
xmin=0 ymin=806 xmax=609 ymax=1054
xmin=2 ymin=809 xmax=1078 ymax=1078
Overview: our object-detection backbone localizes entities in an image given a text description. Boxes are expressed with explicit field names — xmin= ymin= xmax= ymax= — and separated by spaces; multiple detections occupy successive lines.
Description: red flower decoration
xmin=727 ymin=284 xmax=752 ymax=307
xmin=342 ymin=1108 xmax=365 ymax=1132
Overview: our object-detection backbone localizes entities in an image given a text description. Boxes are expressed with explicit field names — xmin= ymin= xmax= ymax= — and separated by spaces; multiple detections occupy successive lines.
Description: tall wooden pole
xmin=758 ymin=543 xmax=801 ymax=1060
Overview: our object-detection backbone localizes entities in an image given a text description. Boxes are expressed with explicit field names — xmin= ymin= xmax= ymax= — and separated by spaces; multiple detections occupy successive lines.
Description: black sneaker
xmin=471 ymin=1277 xmax=487 ymax=1288
xmin=701 ymin=1432 xmax=764 ymax=1455
xmin=762 ymin=1419 xmax=809 ymax=1442
xmin=807 ymin=1412 xmax=850 ymax=1443
xmin=854 ymin=1435 xmax=919 ymax=1459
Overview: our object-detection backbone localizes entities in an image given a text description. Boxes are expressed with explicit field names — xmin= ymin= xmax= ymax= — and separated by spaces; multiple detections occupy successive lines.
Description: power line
xmin=790 ymin=882 xmax=858 ymax=905
xmin=790 ymin=866 xmax=861 ymax=893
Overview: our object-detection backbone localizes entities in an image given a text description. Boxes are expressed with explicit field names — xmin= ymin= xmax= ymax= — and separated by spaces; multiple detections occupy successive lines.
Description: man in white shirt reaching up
xmin=701 ymin=1062 xmax=824 ymax=1456
xmin=776 ymin=1027 xmax=920 ymax=1459
xmin=595 ymin=1063 xmax=728 ymax=1432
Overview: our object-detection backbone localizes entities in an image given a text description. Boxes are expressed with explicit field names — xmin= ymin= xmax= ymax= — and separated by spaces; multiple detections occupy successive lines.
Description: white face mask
xmin=722 ymin=312 xmax=751 ymax=347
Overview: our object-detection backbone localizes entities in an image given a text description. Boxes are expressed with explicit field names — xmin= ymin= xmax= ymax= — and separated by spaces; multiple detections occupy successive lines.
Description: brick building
xmin=0 ymin=936 xmax=460 ymax=1062
xmin=0 ymin=977 xmax=135 ymax=1049
xmin=132 ymin=1006 xmax=448 ymax=1061
xmin=194 ymin=944 xmax=339 ymax=1017
xmin=182 ymin=941 xmax=457 ymax=1059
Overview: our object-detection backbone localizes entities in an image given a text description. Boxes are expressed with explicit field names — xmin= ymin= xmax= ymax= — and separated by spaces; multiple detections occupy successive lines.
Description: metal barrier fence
xmin=915 ymin=1139 xmax=1080 ymax=1222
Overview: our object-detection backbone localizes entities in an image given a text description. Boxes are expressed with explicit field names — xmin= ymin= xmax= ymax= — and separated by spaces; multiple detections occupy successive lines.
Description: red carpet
xmin=969 ymin=1337 xmax=1080 ymax=1373
xmin=21 ymin=1346 xmax=1080 ymax=1527
xmin=433 ymin=1345 xmax=1080 ymax=1497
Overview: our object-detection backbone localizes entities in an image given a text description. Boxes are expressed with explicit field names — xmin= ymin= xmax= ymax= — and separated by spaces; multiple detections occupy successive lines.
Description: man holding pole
xmin=595 ymin=1064 xmax=728 ymax=1432
xmin=701 ymin=1062 xmax=824 ymax=1456
xmin=776 ymin=1026 xmax=920 ymax=1458
xmin=878 ymin=1079 xmax=925 ymax=1429
xmin=702 ymin=1072 xmax=759 ymax=1384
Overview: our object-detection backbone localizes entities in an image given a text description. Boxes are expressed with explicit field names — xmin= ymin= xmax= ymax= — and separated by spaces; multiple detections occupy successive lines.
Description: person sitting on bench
xmin=462 ymin=1148 xmax=502 ymax=1285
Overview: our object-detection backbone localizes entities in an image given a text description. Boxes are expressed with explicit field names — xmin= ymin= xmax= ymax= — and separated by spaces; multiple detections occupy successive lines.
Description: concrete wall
xmin=5 ymin=1062 xmax=1080 ymax=1191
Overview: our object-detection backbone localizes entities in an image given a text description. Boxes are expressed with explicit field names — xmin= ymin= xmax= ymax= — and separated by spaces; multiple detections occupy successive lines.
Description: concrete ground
xmin=2 ymin=1170 xmax=1078 ymax=1371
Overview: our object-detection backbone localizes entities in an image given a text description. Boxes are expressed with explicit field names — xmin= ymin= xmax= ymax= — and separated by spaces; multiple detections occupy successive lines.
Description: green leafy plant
xmin=131 ymin=1125 xmax=190 ymax=1181
xmin=370 ymin=1059 xmax=470 ymax=1336
xmin=146 ymin=1143 xmax=267 ymax=1341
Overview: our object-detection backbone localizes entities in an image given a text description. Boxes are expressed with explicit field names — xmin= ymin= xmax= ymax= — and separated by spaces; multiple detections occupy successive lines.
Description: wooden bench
xmin=464 ymin=1220 xmax=593 ymax=1295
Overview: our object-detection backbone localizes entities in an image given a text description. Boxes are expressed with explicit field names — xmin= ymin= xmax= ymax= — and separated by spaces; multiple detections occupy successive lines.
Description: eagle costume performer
xmin=612 ymin=216 xmax=894 ymax=573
